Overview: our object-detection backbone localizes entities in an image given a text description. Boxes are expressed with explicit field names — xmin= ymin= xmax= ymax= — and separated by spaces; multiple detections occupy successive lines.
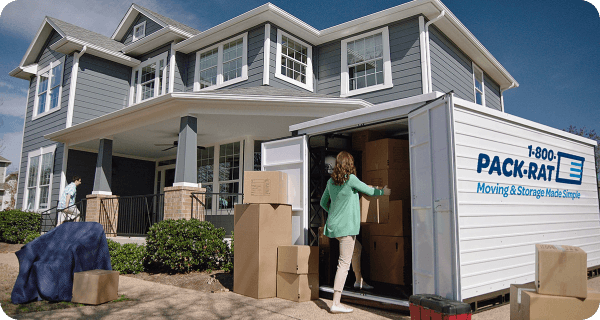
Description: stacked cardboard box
xmin=233 ymin=171 xmax=292 ymax=299
xmin=277 ymin=245 xmax=319 ymax=302
xmin=510 ymin=244 xmax=600 ymax=320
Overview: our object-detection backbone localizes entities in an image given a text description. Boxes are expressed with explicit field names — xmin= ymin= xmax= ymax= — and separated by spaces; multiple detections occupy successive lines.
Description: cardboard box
xmin=365 ymin=139 xmax=409 ymax=172
xmin=363 ymin=169 xmax=410 ymax=201
xmin=277 ymin=272 xmax=319 ymax=302
xmin=352 ymin=130 xmax=384 ymax=152
xmin=369 ymin=200 xmax=405 ymax=237
xmin=535 ymin=244 xmax=587 ymax=298
xmin=360 ymin=193 xmax=389 ymax=223
xmin=71 ymin=269 xmax=119 ymax=305
xmin=278 ymin=245 xmax=319 ymax=274
xmin=510 ymin=283 xmax=600 ymax=320
xmin=233 ymin=204 xmax=292 ymax=299
xmin=369 ymin=236 xmax=407 ymax=285
xmin=243 ymin=171 xmax=288 ymax=205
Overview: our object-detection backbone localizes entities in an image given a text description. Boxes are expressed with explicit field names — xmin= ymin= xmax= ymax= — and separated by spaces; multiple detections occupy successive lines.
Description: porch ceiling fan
xmin=154 ymin=141 xmax=206 ymax=152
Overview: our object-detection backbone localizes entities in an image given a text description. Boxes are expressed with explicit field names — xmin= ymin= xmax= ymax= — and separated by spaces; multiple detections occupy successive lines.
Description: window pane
xmin=27 ymin=188 xmax=36 ymax=210
xmin=222 ymin=38 xmax=243 ymax=82
xmin=141 ymin=63 xmax=156 ymax=83
xmin=218 ymin=182 xmax=239 ymax=210
xmin=366 ymin=74 xmax=376 ymax=87
xmin=346 ymin=32 xmax=385 ymax=91
xmin=199 ymin=48 xmax=219 ymax=88
xmin=218 ymin=142 xmax=240 ymax=182
xmin=39 ymin=75 xmax=48 ymax=93
xmin=142 ymin=81 xmax=155 ymax=100
xmin=40 ymin=153 xmax=53 ymax=186
xmin=39 ymin=186 xmax=49 ymax=209
xmin=280 ymin=35 xmax=308 ymax=84
xmin=38 ymin=94 xmax=47 ymax=114
xmin=28 ymin=156 xmax=40 ymax=188
xmin=357 ymin=77 xmax=366 ymax=89
xmin=476 ymin=92 xmax=483 ymax=105
xmin=198 ymin=146 xmax=215 ymax=183
xmin=50 ymin=63 xmax=62 ymax=88
xmin=49 ymin=86 xmax=60 ymax=109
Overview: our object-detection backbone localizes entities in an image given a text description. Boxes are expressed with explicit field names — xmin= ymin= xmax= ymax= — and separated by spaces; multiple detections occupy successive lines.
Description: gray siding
xmin=316 ymin=16 xmax=423 ymax=104
xmin=17 ymin=32 xmax=69 ymax=208
xmin=184 ymin=26 xmax=266 ymax=92
xmin=173 ymin=51 xmax=188 ymax=92
xmin=268 ymin=24 xmax=315 ymax=92
xmin=484 ymin=73 xmax=502 ymax=111
xmin=72 ymin=55 xmax=131 ymax=125
xmin=430 ymin=26 xmax=473 ymax=102
xmin=122 ymin=13 xmax=163 ymax=45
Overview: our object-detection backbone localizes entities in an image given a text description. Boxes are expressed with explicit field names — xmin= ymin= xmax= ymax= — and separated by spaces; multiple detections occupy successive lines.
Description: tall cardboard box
xmin=369 ymin=236 xmax=407 ymax=285
xmin=535 ymin=244 xmax=587 ymax=298
xmin=71 ymin=269 xmax=119 ymax=305
xmin=510 ymin=283 xmax=600 ymax=320
xmin=369 ymin=200 xmax=404 ymax=237
xmin=243 ymin=171 xmax=288 ymax=204
xmin=277 ymin=272 xmax=319 ymax=302
xmin=364 ymin=139 xmax=409 ymax=172
xmin=363 ymin=169 xmax=410 ymax=201
xmin=352 ymin=130 xmax=384 ymax=152
xmin=233 ymin=204 xmax=292 ymax=299
xmin=278 ymin=245 xmax=319 ymax=274
xmin=360 ymin=193 xmax=389 ymax=223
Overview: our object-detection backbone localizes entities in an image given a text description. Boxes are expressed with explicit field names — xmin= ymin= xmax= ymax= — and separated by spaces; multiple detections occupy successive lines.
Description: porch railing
xmin=100 ymin=193 xmax=164 ymax=237
xmin=39 ymin=199 xmax=87 ymax=233
xmin=191 ymin=192 xmax=241 ymax=236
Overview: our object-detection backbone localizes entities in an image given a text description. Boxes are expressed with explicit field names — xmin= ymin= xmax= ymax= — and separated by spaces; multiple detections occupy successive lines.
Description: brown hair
xmin=331 ymin=151 xmax=356 ymax=185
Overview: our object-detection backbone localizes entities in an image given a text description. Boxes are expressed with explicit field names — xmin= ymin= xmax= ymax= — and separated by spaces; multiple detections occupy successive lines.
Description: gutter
xmin=66 ymin=45 xmax=87 ymax=128
xmin=500 ymin=82 xmax=516 ymax=112
xmin=424 ymin=10 xmax=445 ymax=93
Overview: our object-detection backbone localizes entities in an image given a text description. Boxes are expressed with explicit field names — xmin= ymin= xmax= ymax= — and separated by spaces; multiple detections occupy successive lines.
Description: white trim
xmin=172 ymin=182 xmax=201 ymax=188
xmin=274 ymin=29 xmax=313 ymax=92
xmin=419 ymin=16 xmax=429 ymax=94
xmin=60 ymin=143 xmax=69 ymax=197
xmin=66 ymin=47 xmax=86 ymax=128
xmin=132 ymin=21 xmax=146 ymax=42
xmin=193 ymin=33 xmax=248 ymax=91
xmin=112 ymin=4 xmax=167 ymax=40
xmin=50 ymin=37 xmax=141 ymax=67
xmin=15 ymin=84 xmax=30 ymax=209
xmin=121 ymin=27 xmax=194 ymax=55
xmin=130 ymin=51 xmax=169 ymax=104
xmin=92 ymin=190 xmax=113 ymax=195
xmin=340 ymin=26 xmax=393 ymax=98
xmin=472 ymin=62 xmax=485 ymax=106
xmin=32 ymin=56 xmax=66 ymax=120
xmin=169 ymin=42 xmax=176 ymax=93
xmin=23 ymin=144 xmax=57 ymax=211
xmin=263 ymin=24 xmax=271 ymax=85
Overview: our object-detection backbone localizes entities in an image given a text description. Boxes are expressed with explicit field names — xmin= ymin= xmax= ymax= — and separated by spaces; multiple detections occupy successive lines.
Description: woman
xmin=320 ymin=151 xmax=391 ymax=313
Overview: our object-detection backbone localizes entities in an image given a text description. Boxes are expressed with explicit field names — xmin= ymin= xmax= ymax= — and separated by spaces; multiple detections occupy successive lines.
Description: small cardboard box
xmin=535 ymin=244 xmax=587 ymax=298
xmin=352 ymin=130 xmax=384 ymax=152
xmin=233 ymin=204 xmax=292 ymax=299
xmin=510 ymin=283 xmax=600 ymax=320
xmin=360 ymin=193 xmax=389 ymax=223
xmin=71 ymin=269 xmax=119 ymax=305
xmin=243 ymin=171 xmax=288 ymax=205
xmin=278 ymin=245 xmax=319 ymax=274
xmin=368 ymin=236 xmax=408 ymax=285
xmin=369 ymin=200 xmax=405 ymax=237
xmin=364 ymin=139 xmax=409 ymax=172
xmin=277 ymin=272 xmax=319 ymax=302
xmin=363 ymin=169 xmax=410 ymax=201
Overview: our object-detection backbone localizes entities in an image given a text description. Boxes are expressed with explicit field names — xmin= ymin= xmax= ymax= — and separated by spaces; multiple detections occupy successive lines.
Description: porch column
xmin=174 ymin=116 xmax=198 ymax=187
xmin=92 ymin=138 xmax=113 ymax=195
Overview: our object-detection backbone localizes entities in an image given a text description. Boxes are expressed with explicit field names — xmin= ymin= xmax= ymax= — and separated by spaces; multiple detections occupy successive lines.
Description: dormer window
xmin=275 ymin=30 xmax=313 ymax=91
xmin=33 ymin=57 xmax=64 ymax=119
xmin=130 ymin=52 xmax=168 ymax=104
xmin=133 ymin=21 xmax=146 ymax=42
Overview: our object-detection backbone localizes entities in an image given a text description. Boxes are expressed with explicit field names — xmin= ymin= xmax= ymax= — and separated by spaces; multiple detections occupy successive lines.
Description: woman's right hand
xmin=382 ymin=185 xmax=391 ymax=196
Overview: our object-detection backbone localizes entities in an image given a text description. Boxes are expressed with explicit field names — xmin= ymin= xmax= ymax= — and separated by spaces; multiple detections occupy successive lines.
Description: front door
xmin=155 ymin=164 xmax=176 ymax=194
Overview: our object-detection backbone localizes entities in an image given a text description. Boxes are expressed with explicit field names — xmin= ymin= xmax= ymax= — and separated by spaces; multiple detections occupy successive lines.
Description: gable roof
xmin=112 ymin=3 xmax=200 ymax=42
xmin=47 ymin=17 xmax=125 ymax=52
xmin=0 ymin=156 xmax=10 ymax=164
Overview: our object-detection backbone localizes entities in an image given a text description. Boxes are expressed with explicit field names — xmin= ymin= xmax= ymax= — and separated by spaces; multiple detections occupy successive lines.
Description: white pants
xmin=57 ymin=206 xmax=80 ymax=226
xmin=333 ymin=235 xmax=363 ymax=292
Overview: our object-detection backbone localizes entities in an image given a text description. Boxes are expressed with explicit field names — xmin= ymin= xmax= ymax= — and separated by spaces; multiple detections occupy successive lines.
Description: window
xmin=275 ymin=30 xmax=313 ymax=91
xmin=340 ymin=27 xmax=392 ymax=97
xmin=193 ymin=33 xmax=248 ymax=91
xmin=132 ymin=21 xmax=146 ymax=42
xmin=473 ymin=63 xmax=485 ymax=106
xmin=24 ymin=145 xmax=56 ymax=211
xmin=130 ymin=52 xmax=168 ymax=105
xmin=33 ymin=58 xmax=64 ymax=119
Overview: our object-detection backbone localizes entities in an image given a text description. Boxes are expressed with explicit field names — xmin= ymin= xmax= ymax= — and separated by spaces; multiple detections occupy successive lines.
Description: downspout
xmin=500 ymin=82 xmax=516 ymax=112
xmin=424 ymin=11 xmax=445 ymax=93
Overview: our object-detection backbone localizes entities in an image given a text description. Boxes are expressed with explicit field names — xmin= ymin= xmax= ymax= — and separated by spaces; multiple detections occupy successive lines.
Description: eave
xmin=9 ymin=64 xmax=38 ymax=80
xmin=50 ymin=37 xmax=141 ymax=67
xmin=121 ymin=26 xmax=194 ymax=55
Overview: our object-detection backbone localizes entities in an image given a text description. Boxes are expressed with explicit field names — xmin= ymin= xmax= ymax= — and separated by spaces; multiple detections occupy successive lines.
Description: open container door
xmin=261 ymin=136 xmax=309 ymax=245
xmin=408 ymin=93 xmax=461 ymax=300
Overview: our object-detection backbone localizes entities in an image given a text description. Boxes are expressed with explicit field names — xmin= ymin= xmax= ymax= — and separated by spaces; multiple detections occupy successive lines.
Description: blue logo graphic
xmin=555 ymin=152 xmax=585 ymax=185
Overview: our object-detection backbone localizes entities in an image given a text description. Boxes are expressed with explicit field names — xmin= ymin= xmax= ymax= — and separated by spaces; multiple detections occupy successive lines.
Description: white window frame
xmin=275 ymin=30 xmax=313 ymax=92
xmin=132 ymin=21 xmax=146 ymax=42
xmin=129 ymin=51 xmax=168 ymax=105
xmin=340 ymin=26 xmax=393 ymax=97
xmin=23 ymin=145 xmax=56 ymax=212
xmin=193 ymin=33 xmax=248 ymax=91
xmin=473 ymin=63 xmax=485 ymax=106
xmin=33 ymin=57 xmax=65 ymax=120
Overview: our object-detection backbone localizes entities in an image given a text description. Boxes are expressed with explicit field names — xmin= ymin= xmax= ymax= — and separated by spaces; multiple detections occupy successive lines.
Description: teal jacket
xmin=320 ymin=174 xmax=384 ymax=238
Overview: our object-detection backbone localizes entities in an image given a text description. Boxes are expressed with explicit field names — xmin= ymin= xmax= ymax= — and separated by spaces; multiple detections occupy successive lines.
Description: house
xmin=0 ymin=156 xmax=11 ymax=211
xmin=9 ymin=0 xmax=517 ymax=238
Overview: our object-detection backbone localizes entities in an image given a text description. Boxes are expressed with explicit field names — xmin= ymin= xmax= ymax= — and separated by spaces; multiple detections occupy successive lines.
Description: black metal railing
xmin=100 ymin=194 xmax=164 ymax=237
xmin=191 ymin=192 xmax=241 ymax=236
xmin=39 ymin=199 xmax=87 ymax=233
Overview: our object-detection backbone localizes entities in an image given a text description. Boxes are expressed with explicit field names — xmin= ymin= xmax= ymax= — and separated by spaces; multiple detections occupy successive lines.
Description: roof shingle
xmin=47 ymin=17 xmax=125 ymax=52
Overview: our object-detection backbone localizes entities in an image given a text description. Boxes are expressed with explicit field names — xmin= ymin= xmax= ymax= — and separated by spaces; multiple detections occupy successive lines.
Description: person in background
xmin=57 ymin=176 xmax=82 ymax=226
xmin=320 ymin=151 xmax=391 ymax=314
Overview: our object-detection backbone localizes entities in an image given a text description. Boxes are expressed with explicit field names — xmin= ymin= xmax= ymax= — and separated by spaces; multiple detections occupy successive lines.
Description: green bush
xmin=106 ymin=239 xmax=146 ymax=274
xmin=23 ymin=231 xmax=40 ymax=244
xmin=145 ymin=219 xmax=230 ymax=273
xmin=222 ymin=231 xmax=234 ymax=273
xmin=0 ymin=210 xmax=42 ymax=244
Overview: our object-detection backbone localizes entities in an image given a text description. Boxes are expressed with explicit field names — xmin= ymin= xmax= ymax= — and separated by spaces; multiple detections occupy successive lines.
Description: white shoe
xmin=354 ymin=281 xmax=374 ymax=290
xmin=330 ymin=304 xmax=353 ymax=313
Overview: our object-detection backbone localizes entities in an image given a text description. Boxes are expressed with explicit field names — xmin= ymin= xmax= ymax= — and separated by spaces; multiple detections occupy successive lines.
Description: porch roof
xmin=45 ymin=88 xmax=371 ymax=159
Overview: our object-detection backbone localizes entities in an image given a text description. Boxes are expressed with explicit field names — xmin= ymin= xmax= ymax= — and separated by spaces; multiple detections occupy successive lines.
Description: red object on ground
xmin=409 ymin=294 xmax=472 ymax=320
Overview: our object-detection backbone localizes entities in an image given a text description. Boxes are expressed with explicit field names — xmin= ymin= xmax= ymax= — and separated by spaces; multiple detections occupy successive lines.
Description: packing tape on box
xmin=518 ymin=288 xmax=536 ymax=304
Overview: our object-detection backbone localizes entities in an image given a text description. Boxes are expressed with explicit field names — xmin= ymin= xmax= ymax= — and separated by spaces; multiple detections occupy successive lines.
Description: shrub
xmin=145 ymin=219 xmax=230 ymax=273
xmin=106 ymin=239 xmax=146 ymax=274
xmin=0 ymin=210 xmax=42 ymax=244
xmin=222 ymin=231 xmax=234 ymax=273
xmin=23 ymin=231 xmax=40 ymax=244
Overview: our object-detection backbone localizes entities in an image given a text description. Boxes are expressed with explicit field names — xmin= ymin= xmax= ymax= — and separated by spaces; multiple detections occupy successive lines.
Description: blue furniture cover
xmin=11 ymin=222 xmax=112 ymax=304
